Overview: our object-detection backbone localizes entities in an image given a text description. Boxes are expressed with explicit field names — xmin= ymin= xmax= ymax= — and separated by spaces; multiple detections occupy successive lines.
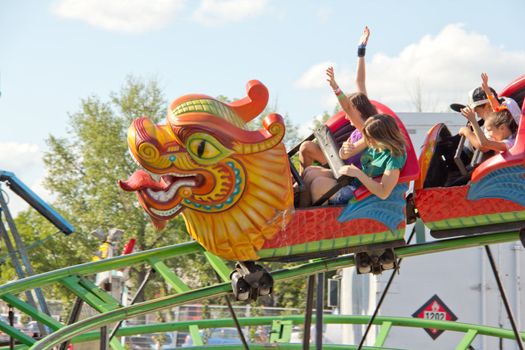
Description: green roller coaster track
xmin=0 ymin=229 xmax=522 ymax=349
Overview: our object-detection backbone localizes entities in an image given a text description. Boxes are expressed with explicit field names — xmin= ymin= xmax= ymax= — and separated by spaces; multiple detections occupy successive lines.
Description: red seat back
xmin=324 ymin=101 xmax=420 ymax=187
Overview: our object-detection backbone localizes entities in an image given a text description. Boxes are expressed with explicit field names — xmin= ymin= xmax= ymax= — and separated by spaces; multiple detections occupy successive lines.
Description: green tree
xmin=311 ymin=110 xmax=334 ymax=131
xmin=41 ymin=76 xmax=190 ymax=301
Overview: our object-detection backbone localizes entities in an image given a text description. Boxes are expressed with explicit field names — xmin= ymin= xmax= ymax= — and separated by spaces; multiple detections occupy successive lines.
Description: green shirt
xmin=353 ymin=147 xmax=407 ymax=187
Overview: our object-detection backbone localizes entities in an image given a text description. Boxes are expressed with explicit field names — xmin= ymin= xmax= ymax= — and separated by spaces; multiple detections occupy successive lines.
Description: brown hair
xmin=347 ymin=92 xmax=378 ymax=120
xmin=486 ymin=110 xmax=518 ymax=134
xmin=362 ymin=114 xmax=407 ymax=157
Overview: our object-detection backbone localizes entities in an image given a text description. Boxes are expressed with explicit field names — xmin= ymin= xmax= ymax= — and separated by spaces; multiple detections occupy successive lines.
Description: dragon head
xmin=120 ymin=81 xmax=294 ymax=260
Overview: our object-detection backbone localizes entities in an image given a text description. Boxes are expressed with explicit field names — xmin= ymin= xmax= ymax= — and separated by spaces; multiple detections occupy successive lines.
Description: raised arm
xmin=481 ymin=72 xmax=500 ymax=112
xmin=460 ymin=106 xmax=507 ymax=152
xmin=459 ymin=106 xmax=486 ymax=149
xmin=355 ymin=26 xmax=370 ymax=96
xmin=327 ymin=66 xmax=353 ymax=117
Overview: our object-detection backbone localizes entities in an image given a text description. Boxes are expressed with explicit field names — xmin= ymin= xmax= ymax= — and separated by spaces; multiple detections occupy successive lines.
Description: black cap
xmin=450 ymin=86 xmax=499 ymax=112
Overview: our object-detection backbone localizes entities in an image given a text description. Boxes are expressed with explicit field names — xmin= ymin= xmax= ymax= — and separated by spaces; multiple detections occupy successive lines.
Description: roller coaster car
xmin=119 ymin=81 xmax=418 ymax=301
xmin=264 ymin=102 xmax=419 ymax=275
xmin=414 ymin=75 xmax=525 ymax=239
xmin=120 ymin=80 xmax=418 ymax=272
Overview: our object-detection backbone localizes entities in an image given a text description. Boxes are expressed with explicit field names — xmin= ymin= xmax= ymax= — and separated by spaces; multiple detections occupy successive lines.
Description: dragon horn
xmin=232 ymin=113 xmax=286 ymax=155
xmin=227 ymin=80 xmax=269 ymax=123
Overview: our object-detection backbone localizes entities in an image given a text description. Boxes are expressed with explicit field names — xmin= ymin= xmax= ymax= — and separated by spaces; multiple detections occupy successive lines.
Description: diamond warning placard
xmin=412 ymin=294 xmax=458 ymax=340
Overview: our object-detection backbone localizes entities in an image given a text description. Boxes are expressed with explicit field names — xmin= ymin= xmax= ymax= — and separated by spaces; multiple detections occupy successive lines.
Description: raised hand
xmin=461 ymin=106 xmax=476 ymax=123
xmin=481 ymin=72 xmax=490 ymax=93
xmin=358 ymin=26 xmax=370 ymax=46
xmin=326 ymin=66 xmax=339 ymax=91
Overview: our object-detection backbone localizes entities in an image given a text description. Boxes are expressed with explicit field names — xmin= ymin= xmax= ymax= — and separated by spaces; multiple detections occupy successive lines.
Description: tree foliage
xmin=38 ymin=77 xmax=190 ymax=302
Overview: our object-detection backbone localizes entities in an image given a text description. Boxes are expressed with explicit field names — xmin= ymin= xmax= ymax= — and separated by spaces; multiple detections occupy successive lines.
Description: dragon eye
xmin=186 ymin=133 xmax=232 ymax=165
xmin=190 ymin=139 xmax=220 ymax=159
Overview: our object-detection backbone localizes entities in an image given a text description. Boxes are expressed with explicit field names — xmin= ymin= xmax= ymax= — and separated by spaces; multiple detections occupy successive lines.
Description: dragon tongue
xmin=118 ymin=170 xmax=167 ymax=192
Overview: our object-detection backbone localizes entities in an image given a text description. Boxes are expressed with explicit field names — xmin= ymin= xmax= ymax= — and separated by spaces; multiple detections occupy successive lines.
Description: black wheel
xmin=379 ymin=249 xmax=396 ymax=271
xmin=231 ymin=270 xmax=250 ymax=301
xmin=258 ymin=271 xmax=274 ymax=296
xmin=355 ymin=252 xmax=371 ymax=274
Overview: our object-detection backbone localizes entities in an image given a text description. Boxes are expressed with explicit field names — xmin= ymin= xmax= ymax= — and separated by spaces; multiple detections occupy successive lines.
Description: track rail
xmin=0 ymin=231 xmax=520 ymax=350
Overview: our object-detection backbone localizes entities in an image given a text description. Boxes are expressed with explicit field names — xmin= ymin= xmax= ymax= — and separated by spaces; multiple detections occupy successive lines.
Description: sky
xmin=1 ymin=0 xmax=525 ymax=214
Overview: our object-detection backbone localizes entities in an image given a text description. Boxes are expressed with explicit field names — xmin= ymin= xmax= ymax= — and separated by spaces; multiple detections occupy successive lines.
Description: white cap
xmin=501 ymin=97 xmax=521 ymax=124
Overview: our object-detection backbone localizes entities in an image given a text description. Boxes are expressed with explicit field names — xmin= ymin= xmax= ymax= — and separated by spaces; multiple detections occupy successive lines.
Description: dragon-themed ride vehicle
xmin=415 ymin=75 xmax=525 ymax=239
xmin=120 ymin=76 xmax=525 ymax=300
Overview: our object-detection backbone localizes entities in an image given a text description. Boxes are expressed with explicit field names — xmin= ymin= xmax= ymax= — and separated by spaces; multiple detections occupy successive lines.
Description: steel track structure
xmin=0 ymin=230 xmax=522 ymax=350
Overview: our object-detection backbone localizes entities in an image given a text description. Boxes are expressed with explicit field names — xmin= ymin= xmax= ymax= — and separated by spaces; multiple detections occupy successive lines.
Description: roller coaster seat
xmin=471 ymin=99 xmax=525 ymax=182
xmin=417 ymin=75 xmax=525 ymax=189
xmin=324 ymin=102 xmax=419 ymax=200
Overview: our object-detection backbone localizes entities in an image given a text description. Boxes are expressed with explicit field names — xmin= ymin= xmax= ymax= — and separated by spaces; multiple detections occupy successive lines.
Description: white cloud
xmin=0 ymin=142 xmax=41 ymax=174
xmin=297 ymin=113 xmax=329 ymax=138
xmin=52 ymin=0 xmax=185 ymax=33
xmin=295 ymin=61 xmax=336 ymax=89
xmin=0 ymin=142 xmax=51 ymax=216
xmin=192 ymin=0 xmax=268 ymax=26
xmin=297 ymin=24 xmax=525 ymax=112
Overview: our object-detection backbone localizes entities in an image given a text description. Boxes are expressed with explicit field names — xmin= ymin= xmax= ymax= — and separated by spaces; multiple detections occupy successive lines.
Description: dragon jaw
xmin=119 ymin=169 xmax=202 ymax=228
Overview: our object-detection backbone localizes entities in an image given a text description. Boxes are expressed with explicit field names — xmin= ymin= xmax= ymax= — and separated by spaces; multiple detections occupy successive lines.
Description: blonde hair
xmin=362 ymin=114 xmax=407 ymax=157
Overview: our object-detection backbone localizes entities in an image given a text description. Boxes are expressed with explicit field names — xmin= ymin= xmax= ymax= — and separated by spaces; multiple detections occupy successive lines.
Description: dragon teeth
xmin=151 ymin=205 xmax=182 ymax=217
xmin=150 ymin=173 xmax=161 ymax=182
xmin=146 ymin=180 xmax=196 ymax=203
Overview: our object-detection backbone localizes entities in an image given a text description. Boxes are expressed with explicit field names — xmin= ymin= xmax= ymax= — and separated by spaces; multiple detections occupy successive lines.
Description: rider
xmin=309 ymin=114 xmax=407 ymax=204
xmin=299 ymin=27 xmax=377 ymax=205
xmin=452 ymin=74 xmax=519 ymax=151
xmin=299 ymin=26 xmax=373 ymax=172
xmin=460 ymin=107 xmax=517 ymax=153
xmin=480 ymin=72 xmax=521 ymax=125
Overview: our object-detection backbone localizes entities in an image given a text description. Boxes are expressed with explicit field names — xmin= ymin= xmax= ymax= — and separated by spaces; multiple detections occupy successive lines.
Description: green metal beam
xmin=374 ymin=321 xmax=392 ymax=347
xmin=167 ymin=345 xmax=403 ymax=350
xmin=59 ymin=277 xmax=125 ymax=350
xmin=0 ymin=345 xmax=28 ymax=350
xmin=270 ymin=320 xmax=293 ymax=343
xmin=0 ymin=314 xmax=515 ymax=349
xmin=1 ymin=232 xmax=518 ymax=300
xmin=0 ymin=320 xmax=35 ymax=346
xmin=0 ymin=241 xmax=203 ymax=297
xmin=60 ymin=276 xmax=119 ymax=313
xmin=69 ymin=315 xmax=525 ymax=343
xmin=0 ymin=294 xmax=62 ymax=331
xmin=148 ymin=258 xmax=190 ymax=293
xmin=146 ymin=257 xmax=203 ymax=346
xmin=0 ymin=231 xmax=517 ymax=349
xmin=204 ymin=252 xmax=232 ymax=282
xmin=28 ymin=230 xmax=525 ymax=350
xmin=456 ymin=329 xmax=478 ymax=350
xmin=77 ymin=277 xmax=121 ymax=308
